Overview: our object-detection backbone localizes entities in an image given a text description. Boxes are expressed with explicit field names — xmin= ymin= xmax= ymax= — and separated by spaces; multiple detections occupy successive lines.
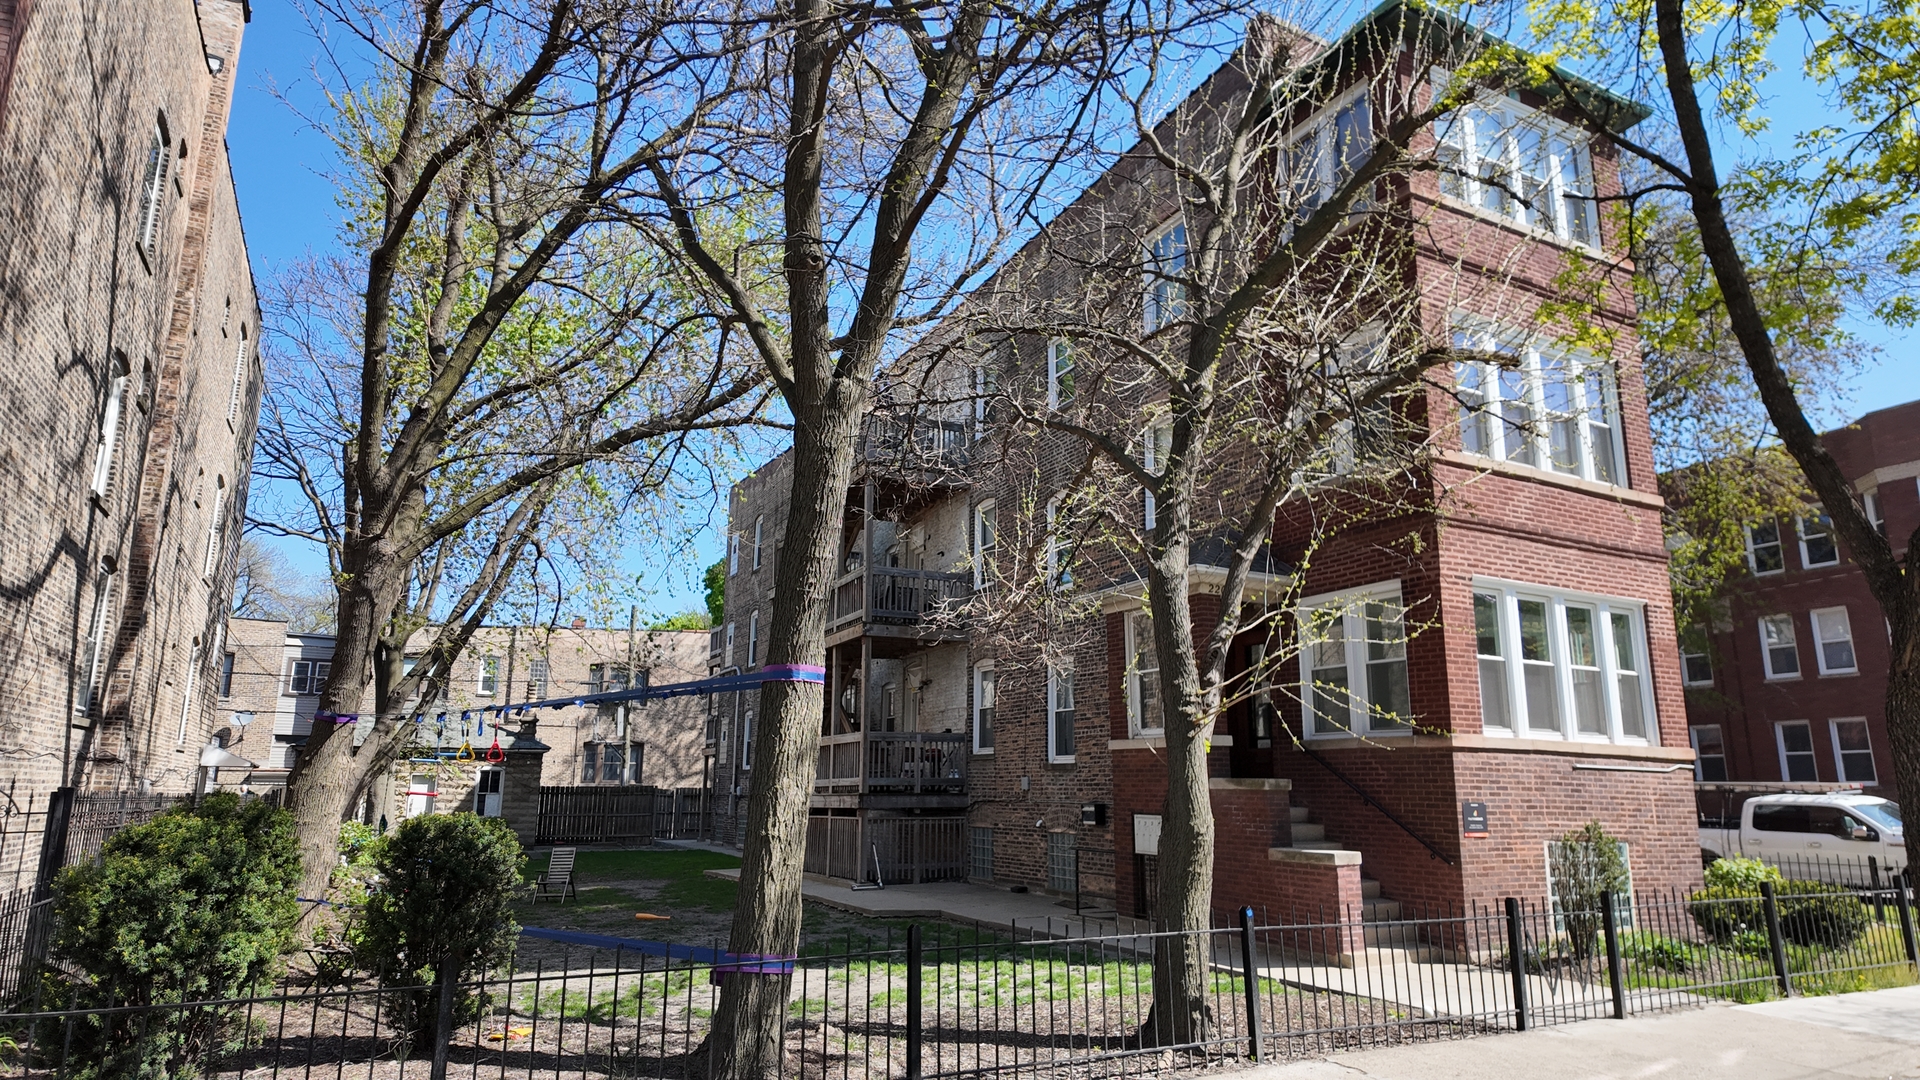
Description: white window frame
xmin=476 ymin=656 xmax=499 ymax=696
xmin=1143 ymin=219 xmax=1187 ymax=333
xmin=1864 ymin=490 xmax=1885 ymax=537
xmin=202 ymin=477 xmax=227 ymax=581
xmin=1045 ymin=495 xmax=1070 ymax=591
xmin=739 ymin=707 xmax=754 ymax=770
xmin=1809 ymin=606 xmax=1857 ymax=675
xmin=1758 ymin=614 xmax=1801 ymax=680
xmin=1047 ymin=338 xmax=1076 ymax=410
xmin=1125 ymin=609 xmax=1163 ymax=738
xmin=724 ymin=622 xmax=735 ymax=668
xmin=972 ymin=363 xmax=994 ymax=436
xmin=287 ymin=659 xmax=331 ymax=696
xmin=225 ymin=328 xmax=249 ymax=429
xmin=1691 ymin=725 xmax=1728 ymax=782
xmin=1680 ymin=637 xmax=1714 ymax=686
xmin=1298 ymin=581 xmax=1414 ymax=738
xmin=90 ymin=364 xmax=130 ymax=501
xmin=1430 ymin=70 xmax=1599 ymax=246
xmin=973 ymin=499 xmax=997 ymax=589
xmin=747 ymin=610 xmax=760 ymax=669
xmin=136 ymin=118 xmax=171 ymax=261
xmin=1797 ymin=513 xmax=1839 ymax=568
xmin=972 ymin=661 xmax=996 ymax=753
xmin=1451 ymin=323 xmax=1625 ymax=485
xmin=1047 ymin=664 xmax=1075 ymax=763
xmin=77 ymin=565 xmax=116 ymax=719
xmin=1829 ymin=718 xmax=1877 ymax=784
xmin=753 ymin=516 xmax=764 ymax=569
xmin=1775 ymin=719 xmax=1818 ymax=782
xmin=1279 ymin=85 xmax=1373 ymax=225
xmin=1469 ymin=577 xmax=1658 ymax=745
xmin=727 ymin=532 xmax=739 ymax=575
xmin=1141 ymin=423 xmax=1169 ymax=529
xmin=1745 ymin=522 xmax=1785 ymax=575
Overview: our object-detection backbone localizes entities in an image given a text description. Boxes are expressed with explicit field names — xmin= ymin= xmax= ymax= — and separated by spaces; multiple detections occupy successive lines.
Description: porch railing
xmin=815 ymin=732 xmax=968 ymax=794
xmin=830 ymin=566 xmax=970 ymax=632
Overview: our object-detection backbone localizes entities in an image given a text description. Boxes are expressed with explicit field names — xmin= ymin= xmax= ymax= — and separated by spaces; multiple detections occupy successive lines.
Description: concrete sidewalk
xmin=1245 ymin=985 xmax=1920 ymax=1080
xmin=700 ymin=863 xmax=1147 ymax=937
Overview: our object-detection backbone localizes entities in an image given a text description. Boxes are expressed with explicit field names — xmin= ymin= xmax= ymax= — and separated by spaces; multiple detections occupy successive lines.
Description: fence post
xmin=1239 ymin=906 xmax=1264 ymax=1062
xmin=1600 ymin=890 xmax=1626 ymax=1020
xmin=1869 ymin=857 xmax=1884 ymax=923
xmin=1504 ymin=897 xmax=1529 ymax=1032
xmin=1894 ymin=872 xmax=1919 ymax=969
xmin=906 ymin=924 xmax=923 ymax=1080
xmin=429 ymin=960 xmax=458 ymax=1080
xmin=1760 ymin=881 xmax=1793 ymax=997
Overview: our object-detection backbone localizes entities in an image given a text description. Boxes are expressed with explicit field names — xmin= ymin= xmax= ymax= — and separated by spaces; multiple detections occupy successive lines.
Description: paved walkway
xmin=700 ymin=863 xmax=1148 ymax=938
xmin=1244 ymin=985 xmax=1920 ymax=1080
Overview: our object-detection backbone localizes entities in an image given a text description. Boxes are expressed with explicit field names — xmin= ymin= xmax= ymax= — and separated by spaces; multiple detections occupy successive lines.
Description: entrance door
xmin=473 ymin=768 xmax=503 ymax=817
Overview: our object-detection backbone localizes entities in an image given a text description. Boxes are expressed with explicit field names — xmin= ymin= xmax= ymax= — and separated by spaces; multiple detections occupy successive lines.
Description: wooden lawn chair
xmin=533 ymin=847 xmax=578 ymax=903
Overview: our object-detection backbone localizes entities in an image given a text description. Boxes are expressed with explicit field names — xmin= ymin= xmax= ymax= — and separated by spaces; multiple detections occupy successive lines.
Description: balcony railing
xmin=830 ymin=565 xmax=971 ymax=633
xmin=859 ymin=412 xmax=970 ymax=474
xmin=816 ymin=731 xmax=968 ymax=794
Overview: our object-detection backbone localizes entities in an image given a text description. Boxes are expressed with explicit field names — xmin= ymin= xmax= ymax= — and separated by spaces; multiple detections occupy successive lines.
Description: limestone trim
xmin=1297 ymin=732 xmax=1695 ymax=762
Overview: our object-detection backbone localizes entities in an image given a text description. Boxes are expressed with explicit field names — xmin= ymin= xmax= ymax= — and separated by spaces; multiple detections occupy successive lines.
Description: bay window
xmin=1126 ymin=610 xmax=1162 ymax=737
xmin=1452 ymin=325 xmax=1625 ymax=485
xmin=1280 ymin=89 xmax=1373 ymax=223
xmin=1431 ymin=74 xmax=1599 ymax=245
xmin=1472 ymin=579 xmax=1657 ymax=744
xmin=1300 ymin=583 xmax=1410 ymax=736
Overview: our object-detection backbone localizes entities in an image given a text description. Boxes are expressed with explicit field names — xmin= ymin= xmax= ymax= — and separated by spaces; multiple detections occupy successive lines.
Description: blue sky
xmin=227 ymin=1 xmax=1915 ymax=617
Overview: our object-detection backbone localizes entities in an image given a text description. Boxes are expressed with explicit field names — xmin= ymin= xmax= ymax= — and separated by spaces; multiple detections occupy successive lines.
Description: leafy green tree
xmin=702 ymin=558 xmax=726 ymax=627
xmin=355 ymin=814 xmax=524 ymax=1046
xmin=650 ymin=609 xmax=712 ymax=631
xmin=46 ymin=795 xmax=301 ymax=1078
xmin=1548 ymin=822 xmax=1630 ymax=961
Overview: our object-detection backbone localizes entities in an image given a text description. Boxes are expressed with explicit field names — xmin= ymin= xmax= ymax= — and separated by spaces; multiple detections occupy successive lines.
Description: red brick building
xmin=0 ymin=0 xmax=261 ymax=800
xmin=1682 ymin=399 xmax=1917 ymax=802
xmin=719 ymin=6 xmax=1701 ymax=921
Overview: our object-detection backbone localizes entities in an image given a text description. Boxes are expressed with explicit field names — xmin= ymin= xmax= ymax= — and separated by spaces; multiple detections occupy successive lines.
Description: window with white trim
xmin=1745 ymin=522 xmax=1785 ymax=575
xmin=972 ymin=661 xmax=996 ymax=753
xmin=753 ymin=516 xmax=764 ymax=569
xmin=1047 ymin=338 xmax=1077 ymax=410
xmin=1691 ymin=725 xmax=1728 ymax=781
xmin=1125 ymin=610 xmax=1162 ymax=737
xmin=1248 ymin=642 xmax=1275 ymax=746
xmin=1048 ymin=665 xmax=1075 ymax=762
xmin=1141 ymin=424 xmax=1169 ymax=529
xmin=1865 ymin=491 xmax=1886 ymax=537
xmin=1810 ymin=606 xmax=1856 ymax=675
xmin=1323 ymin=329 xmax=1406 ymax=475
xmin=1759 ymin=614 xmax=1800 ymax=680
xmin=740 ymin=708 xmax=754 ymax=769
xmin=136 ymin=118 xmax=172 ymax=261
xmin=1045 ymin=496 xmax=1071 ymax=591
xmin=1431 ymin=73 xmax=1598 ymax=245
xmin=724 ymin=622 xmax=735 ymax=667
xmin=202 ymin=477 xmax=227 ymax=580
xmin=90 ymin=357 xmax=130 ymax=502
xmin=1472 ymin=580 xmax=1657 ymax=743
xmin=1280 ymin=88 xmax=1373 ymax=224
xmin=1680 ymin=630 xmax=1714 ymax=686
xmin=77 ymin=563 xmax=116 ymax=719
xmin=1830 ymin=718 xmax=1876 ymax=783
xmin=1798 ymin=514 xmax=1838 ymax=568
xmin=1143 ymin=220 xmax=1187 ymax=332
xmin=476 ymin=656 xmax=498 ymax=696
xmin=972 ymin=500 xmax=997 ymax=589
xmin=727 ymin=532 xmax=739 ymax=574
xmin=747 ymin=610 xmax=760 ymax=669
xmin=225 ymin=327 xmax=249 ymax=428
xmin=1452 ymin=326 xmax=1624 ymax=485
xmin=1300 ymin=583 xmax=1410 ymax=737
xmin=1776 ymin=720 xmax=1817 ymax=782
xmin=972 ymin=362 xmax=996 ymax=438
xmin=287 ymin=659 xmax=331 ymax=696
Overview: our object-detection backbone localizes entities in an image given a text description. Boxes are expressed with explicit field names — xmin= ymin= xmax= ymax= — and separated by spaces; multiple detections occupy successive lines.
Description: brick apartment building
xmin=716 ymin=6 xmax=1701 ymax=921
xmin=0 ymin=0 xmax=261 ymax=799
xmin=216 ymin=618 xmax=711 ymax=821
xmin=1682 ymin=398 xmax=1919 ymax=801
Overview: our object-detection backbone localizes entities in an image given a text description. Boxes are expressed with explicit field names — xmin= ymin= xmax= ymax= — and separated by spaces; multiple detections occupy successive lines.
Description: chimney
xmin=571 ymin=617 xmax=587 ymax=630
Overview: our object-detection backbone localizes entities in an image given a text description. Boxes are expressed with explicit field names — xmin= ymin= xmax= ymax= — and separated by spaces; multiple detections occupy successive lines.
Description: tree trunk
xmin=706 ymin=399 xmax=860 ymax=1079
xmin=1141 ymin=536 xmax=1216 ymax=1047
xmin=1888 ymin=629 xmax=1920 ymax=876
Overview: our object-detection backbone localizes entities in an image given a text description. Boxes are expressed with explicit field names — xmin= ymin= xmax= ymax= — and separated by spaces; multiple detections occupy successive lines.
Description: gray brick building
xmin=0 ymin=0 xmax=260 ymax=799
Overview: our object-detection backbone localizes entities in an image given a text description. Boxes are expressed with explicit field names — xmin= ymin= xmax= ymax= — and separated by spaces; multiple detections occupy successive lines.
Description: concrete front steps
xmin=1281 ymin=803 xmax=1442 ymax=960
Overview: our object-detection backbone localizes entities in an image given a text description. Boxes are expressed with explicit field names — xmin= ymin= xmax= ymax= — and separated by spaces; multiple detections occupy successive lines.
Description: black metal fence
xmin=0 ymin=880 xmax=1911 ymax=1078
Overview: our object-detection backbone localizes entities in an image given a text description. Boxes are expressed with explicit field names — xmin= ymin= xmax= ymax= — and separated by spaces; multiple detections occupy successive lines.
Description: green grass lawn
xmin=523 ymin=848 xmax=742 ymax=913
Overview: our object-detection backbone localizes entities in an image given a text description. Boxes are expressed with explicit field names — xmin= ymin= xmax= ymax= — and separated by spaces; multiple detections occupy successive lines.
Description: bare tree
xmin=230 ymin=537 xmax=337 ymax=632
xmin=259 ymin=0 xmax=767 ymax=897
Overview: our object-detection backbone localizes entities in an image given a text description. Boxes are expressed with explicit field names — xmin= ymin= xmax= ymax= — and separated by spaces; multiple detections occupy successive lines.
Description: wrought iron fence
xmin=0 ymin=881 xmax=1910 ymax=1078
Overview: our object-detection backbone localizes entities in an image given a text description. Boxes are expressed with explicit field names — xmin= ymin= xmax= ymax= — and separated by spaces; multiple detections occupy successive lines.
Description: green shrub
xmin=355 ymin=814 xmax=523 ymax=1046
xmin=45 ymin=794 xmax=302 ymax=1078
xmin=1619 ymin=931 xmax=1691 ymax=973
xmin=1548 ymin=822 xmax=1629 ymax=961
xmin=1777 ymin=880 xmax=1870 ymax=949
xmin=1704 ymin=856 xmax=1783 ymax=891
xmin=1688 ymin=885 xmax=1765 ymax=942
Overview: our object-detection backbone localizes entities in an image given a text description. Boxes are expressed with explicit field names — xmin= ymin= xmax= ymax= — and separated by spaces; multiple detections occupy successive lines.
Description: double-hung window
xmin=1797 ymin=514 xmax=1838 ymax=568
xmin=1745 ymin=523 xmax=1785 ymax=574
xmin=136 ymin=118 xmax=172 ymax=261
xmin=1323 ymin=329 xmax=1404 ymax=475
xmin=972 ymin=661 xmax=996 ymax=753
xmin=1048 ymin=665 xmax=1076 ymax=762
xmin=747 ymin=610 xmax=760 ymax=668
xmin=973 ymin=500 xmax=998 ymax=589
xmin=477 ymin=656 xmax=498 ymax=696
xmin=1300 ymin=583 xmax=1410 ymax=737
xmin=1810 ymin=606 xmax=1857 ymax=675
xmin=1680 ymin=628 xmax=1714 ymax=686
xmin=753 ymin=516 xmax=764 ymax=569
xmin=1430 ymin=73 xmax=1598 ymax=245
xmin=77 ymin=563 xmax=116 ymax=720
xmin=1141 ymin=423 xmax=1170 ymax=529
xmin=1452 ymin=325 xmax=1624 ymax=484
xmin=288 ymin=660 xmax=331 ymax=696
xmin=1865 ymin=491 xmax=1886 ymax=537
xmin=1472 ymin=579 xmax=1655 ymax=743
xmin=1143 ymin=220 xmax=1187 ymax=332
xmin=1045 ymin=496 xmax=1071 ymax=591
xmin=1280 ymin=88 xmax=1373 ymax=224
xmin=1776 ymin=720 xmax=1817 ymax=782
xmin=1125 ymin=610 xmax=1163 ymax=737
xmin=972 ymin=363 xmax=996 ymax=438
xmin=202 ymin=477 xmax=227 ymax=580
xmin=1691 ymin=725 xmax=1728 ymax=782
xmin=1759 ymin=615 xmax=1800 ymax=680
xmin=90 ymin=356 xmax=131 ymax=502
xmin=1047 ymin=339 xmax=1077 ymax=410
xmin=225 ymin=328 xmax=249 ymax=429
xmin=1830 ymin=718 xmax=1876 ymax=783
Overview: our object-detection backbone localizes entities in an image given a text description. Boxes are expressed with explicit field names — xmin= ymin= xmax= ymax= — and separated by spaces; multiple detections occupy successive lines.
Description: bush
xmin=355 ymin=814 xmax=523 ymax=1046
xmin=46 ymin=794 xmax=302 ymax=1078
xmin=1688 ymin=885 xmax=1765 ymax=942
xmin=1548 ymin=822 xmax=1629 ymax=961
xmin=1778 ymin=880 xmax=1870 ymax=949
xmin=1619 ymin=931 xmax=1691 ymax=973
xmin=1704 ymin=856 xmax=1783 ymax=891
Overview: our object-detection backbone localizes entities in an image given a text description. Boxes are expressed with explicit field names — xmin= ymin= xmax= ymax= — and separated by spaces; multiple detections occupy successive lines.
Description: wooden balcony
xmin=828 ymin=565 xmax=970 ymax=640
xmin=815 ymin=731 xmax=968 ymax=799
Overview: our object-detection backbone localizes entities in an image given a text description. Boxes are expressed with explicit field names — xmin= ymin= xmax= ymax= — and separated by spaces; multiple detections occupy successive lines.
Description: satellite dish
xmin=231 ymin=711 xmax=256 ymax=728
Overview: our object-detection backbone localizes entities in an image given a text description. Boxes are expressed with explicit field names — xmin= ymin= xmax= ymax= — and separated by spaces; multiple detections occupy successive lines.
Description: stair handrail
xmin=1296 ymin=741 xmax=1455 ymax=867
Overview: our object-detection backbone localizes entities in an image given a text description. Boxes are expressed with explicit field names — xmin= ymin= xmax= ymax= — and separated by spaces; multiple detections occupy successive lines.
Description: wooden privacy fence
xmin=535 ymin=786 xmax=710 ymax=845
xmin=805 ymin=814 xmax=966 ymax=885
